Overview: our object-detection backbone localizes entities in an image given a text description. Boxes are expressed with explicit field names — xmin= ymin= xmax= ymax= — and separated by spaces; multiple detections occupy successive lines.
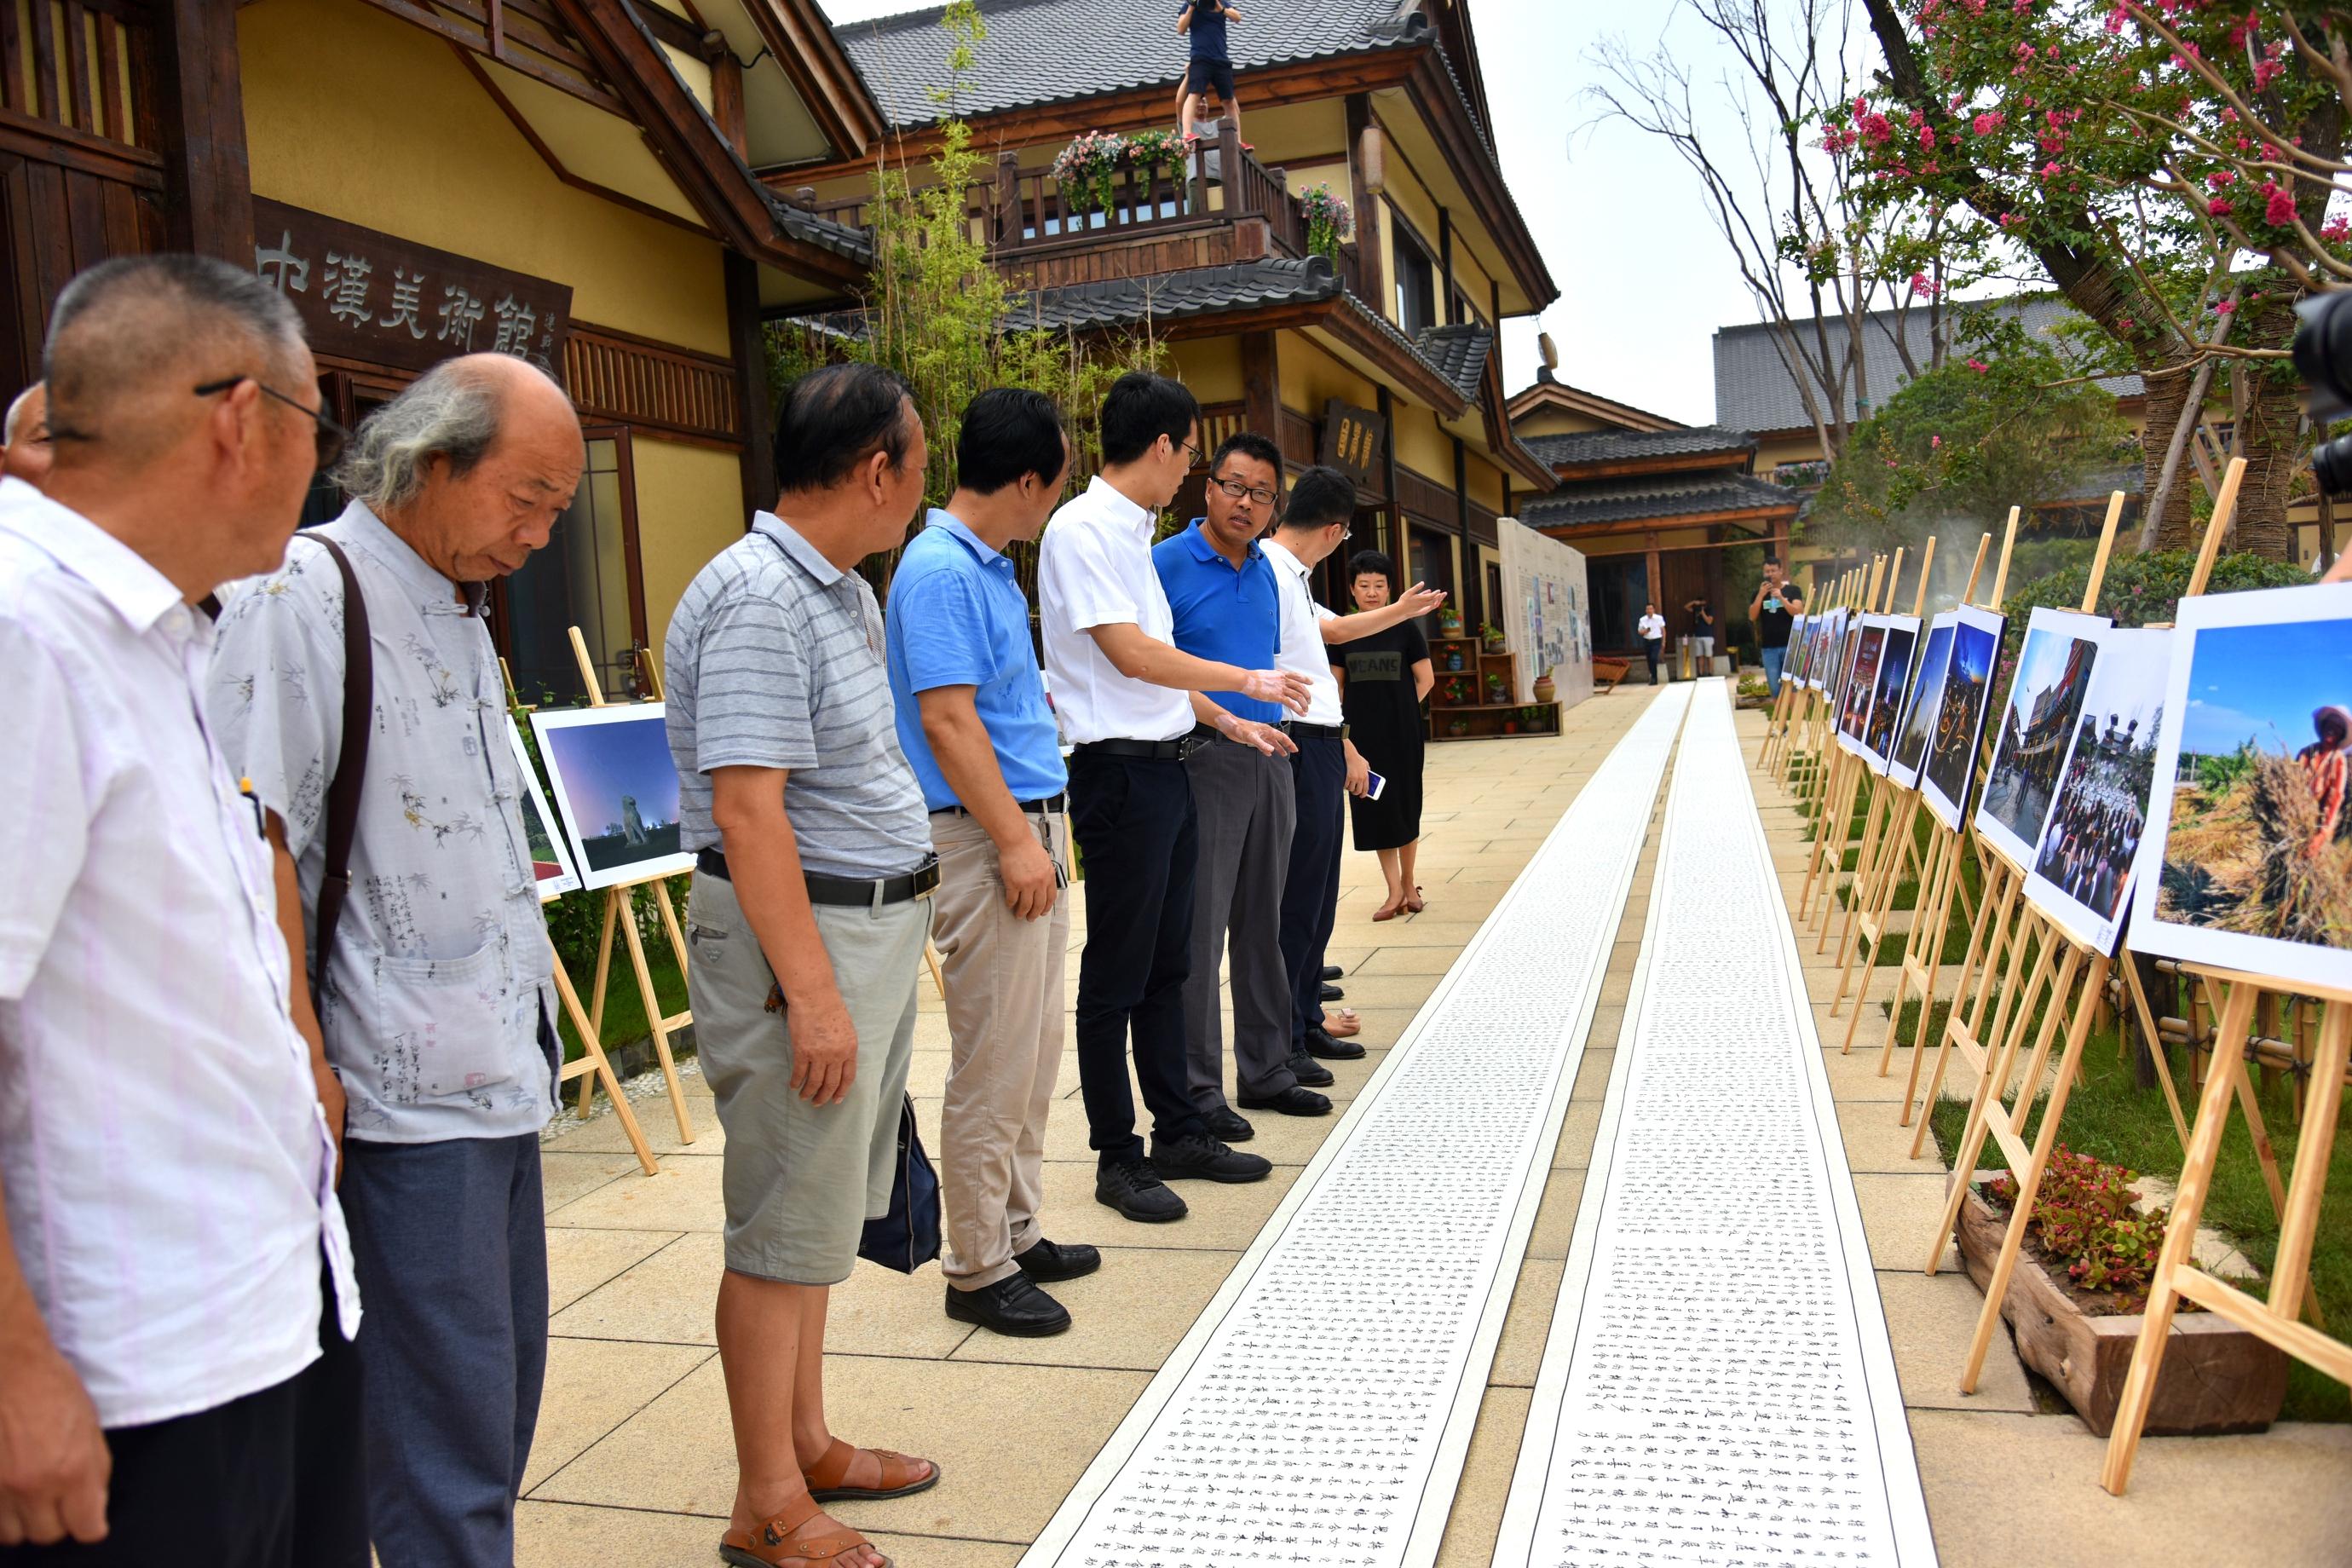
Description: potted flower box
xmin=1953 ymin=1149 xmax=2286 ymax=1436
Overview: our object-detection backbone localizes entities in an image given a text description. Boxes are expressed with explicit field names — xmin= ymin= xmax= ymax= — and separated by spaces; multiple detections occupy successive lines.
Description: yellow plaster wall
xmin=1466 ymin=453 xmax=1504 ymax=512
xmin=632 ymin=438 xmax=747 ymax=652
xmin=1393 ymin=402 xmax=1452 ymax=487
xmin=1276 ymin=333 xmax=1378 ymax=419
xmin=239 ymin=0 xmax=732 ymax=356
xmin=1513 ymin=406 xmax=1609 ymax=436
xmin=1450 ymin=245 xmax=1496 ymax=321
xmin=1172 ymin=337 xmax=1245 ymax=406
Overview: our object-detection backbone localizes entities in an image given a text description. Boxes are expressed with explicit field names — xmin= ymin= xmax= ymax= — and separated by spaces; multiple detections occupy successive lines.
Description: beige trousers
xmin=930 ymin=807 xmax=1071 ymax=1290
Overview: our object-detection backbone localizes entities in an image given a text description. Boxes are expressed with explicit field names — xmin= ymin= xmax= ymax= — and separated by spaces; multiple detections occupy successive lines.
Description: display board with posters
xmin=2127 ymin=582 xmax=2352 ymax=992
xmin=1975 ymin=607 xmax=2108 ymax=868
xmin=1497 ymin=517 xmax=1593 ymax=708
xmin=2021 ymin=627 xmax=2173 ymax=955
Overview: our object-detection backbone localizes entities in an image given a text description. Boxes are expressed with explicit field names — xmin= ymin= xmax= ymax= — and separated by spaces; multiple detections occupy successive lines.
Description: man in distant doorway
xmin=1637 ymin=602 xmax=1666 ymax=684
xmin=1684 ymin=597 xmax=1715 ymax=672
xmin=1 ymin=383 xmax=52 ymax=488
xmin=885 ymin=389 xmax=1095 ymax=1340
xmin=1751 ymin=557 xmax=1804 ymax=696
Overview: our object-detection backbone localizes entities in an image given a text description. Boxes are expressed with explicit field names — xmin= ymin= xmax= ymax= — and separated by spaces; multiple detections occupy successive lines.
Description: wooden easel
xmin=2101 ymin=972 xmax=2351 ymax=1494
xmin=1796 ymin=556 xmax=1889 ymax=927
xmin=561 ymin=627 xmax=696 ymax=1144
xmin=1778 ymin=567 xmax=1859 ymax=798
xmin=1810 ymin=549 xmax=1905 ymax=947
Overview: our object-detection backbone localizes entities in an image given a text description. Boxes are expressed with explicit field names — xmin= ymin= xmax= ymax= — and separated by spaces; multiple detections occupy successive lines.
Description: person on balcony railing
xmin=1175 ymin=0 xmax=1252 ymax=152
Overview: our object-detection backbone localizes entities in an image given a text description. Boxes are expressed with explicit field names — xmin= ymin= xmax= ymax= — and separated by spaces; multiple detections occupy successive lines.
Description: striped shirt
xmin=665 ymin=511 xmax=931 ymax=879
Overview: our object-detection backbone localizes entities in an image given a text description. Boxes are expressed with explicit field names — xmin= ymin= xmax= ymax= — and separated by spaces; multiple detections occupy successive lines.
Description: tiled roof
xmin=1712 ymin=294 xmax=2146 ymax=433
xmin=1526 ymin=427 xmax=1754 ymax=470
xmin=1519 ymin=473 xmax=1800 ymax=530
xmin=764 ymin=188 xmax=875 ymax=262
xmin=1414 ymin=324 xmax=1493 ymax=400
xmin=832 ymin=0 xmax=1426 ymax=129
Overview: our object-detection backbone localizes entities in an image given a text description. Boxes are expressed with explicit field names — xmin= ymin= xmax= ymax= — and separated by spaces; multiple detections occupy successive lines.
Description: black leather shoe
xmin=945 ymin=1275 xmax=1070 ymax=1337
xmin=1287 ymin=1052 xmax=1336 ymax=1087
xmin=1095 ymin=1158 xmax=1188 ymax=1223
xmin=1013 ymin=1237 xmax=1102 ymax=1283
xmin=1319 ymin=982 xmax=1345 ymax=1001
xmin=1149 ymin=1133 xmax=1272 ymax=1183
xmin=1201 ymin=1106 xmax=1256 ymax=1143
xmin=1238 ymin=1085 xmax=1333 ymax=1116
xmin=1320 ymin=964 xmax=1343 ymax=981
xmin=1303 ymin=1025 xmax=1366 ymax=1061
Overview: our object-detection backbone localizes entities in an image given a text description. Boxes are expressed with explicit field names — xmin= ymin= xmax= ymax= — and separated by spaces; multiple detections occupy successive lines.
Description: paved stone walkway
xmin=518 ymin=682 xmax=2352 ymax=1568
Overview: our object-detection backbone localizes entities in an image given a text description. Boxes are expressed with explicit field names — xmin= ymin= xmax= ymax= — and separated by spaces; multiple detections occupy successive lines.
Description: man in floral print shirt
xmin=208 ymin=354 xmax=584 ymax=1568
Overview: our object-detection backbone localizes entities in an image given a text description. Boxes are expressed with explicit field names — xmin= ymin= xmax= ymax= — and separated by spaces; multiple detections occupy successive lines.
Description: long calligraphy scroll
xmin=1496 ymin=680 xmax=1936 ymax=1567
xmin=1020 ymin=685 xmax=1693 ymax=1568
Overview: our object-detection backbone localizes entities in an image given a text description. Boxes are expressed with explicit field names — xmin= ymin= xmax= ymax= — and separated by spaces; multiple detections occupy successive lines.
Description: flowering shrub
xmin=1124 ymin=127 xmax=1185 ymax=183
xmin=1051 ymin=130 xmax=1130 ymax=214
xmin=1983 ymin=1145 xmax=2168 ymax=1311
xmin=1297 ymin=182 xmax=1354 ymax=261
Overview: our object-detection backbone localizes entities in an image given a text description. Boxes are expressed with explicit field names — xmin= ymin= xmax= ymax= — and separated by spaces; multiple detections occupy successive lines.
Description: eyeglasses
xmin=1208 ymin=473 xmax=1281 ymax=509
xmin=1178 ymin=437 xmax=1205 ymax=466
xmin=194 ymin=377 xmax=351 ymax=472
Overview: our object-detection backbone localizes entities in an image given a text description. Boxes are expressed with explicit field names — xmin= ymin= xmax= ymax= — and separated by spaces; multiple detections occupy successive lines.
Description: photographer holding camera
xmin=1750 ymin=559 xmax=1803 ymax=697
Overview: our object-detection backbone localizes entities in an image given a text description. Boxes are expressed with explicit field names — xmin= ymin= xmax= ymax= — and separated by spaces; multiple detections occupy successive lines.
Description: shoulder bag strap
xmin=309 ymin=535 xmax=372 ymax=996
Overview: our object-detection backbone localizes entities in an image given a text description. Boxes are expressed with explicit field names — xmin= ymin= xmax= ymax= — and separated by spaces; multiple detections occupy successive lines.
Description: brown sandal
xmin=804 ymin=1438 xmax=940 ymax=1503
xmin=1404 ymin=885 xmax=1427 ymax=914
xmin=720 ymin=1495 xmax=891 ymax=1566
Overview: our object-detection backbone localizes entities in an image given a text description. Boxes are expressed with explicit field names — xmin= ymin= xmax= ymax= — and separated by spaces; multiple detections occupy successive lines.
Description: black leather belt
xmin=1071 ymin=736 xmax=1202 ymax=762
xmin=1290 ymin=722 xmax=1346 ymax=741
xmin=695 ymin=845 xmax=941 ymax=906
xmin=1186 ymin=721 xmax=1294 ymax=742
xmin=932 ymin=792 xmax=1067 ymax=817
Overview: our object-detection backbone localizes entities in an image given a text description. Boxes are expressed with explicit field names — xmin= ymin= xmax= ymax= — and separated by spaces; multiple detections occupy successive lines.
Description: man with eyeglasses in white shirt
xmin=0 ymin=255 xmax=364 ymax=1564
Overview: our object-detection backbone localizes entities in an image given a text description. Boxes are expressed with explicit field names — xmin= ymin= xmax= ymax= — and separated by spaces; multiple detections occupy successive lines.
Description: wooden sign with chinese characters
xmin=251 ymin=199 xmax=572 ymax=378
xmin=1321 ymin=397 xmax=1386 ymax=491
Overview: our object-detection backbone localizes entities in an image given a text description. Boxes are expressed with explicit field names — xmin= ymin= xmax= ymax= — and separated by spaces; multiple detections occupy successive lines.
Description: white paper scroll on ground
xmin=1496 ymin=682 xmax=1938 ymax=1568
xmin=1019 ymin=685 xmax=1693 ymax=1568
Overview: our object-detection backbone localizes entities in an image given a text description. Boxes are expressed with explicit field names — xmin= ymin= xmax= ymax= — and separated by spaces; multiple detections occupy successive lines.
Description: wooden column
xmin=1376 ymin=383 xmax=1403 ymax=568
xmin=153 ymin=0 xmax=254 ymax=262
xmin=723 ymin=251 xmax=775 ymax=526
xmin=1240 ymin=330 xmax=1280 ymax=454
xmin=1346 ymin=94 xmax=1383 ymax=310
xmin=1645 ymin=532 xmax=1663 ymax=612
xmin=1453 ymin=435 xmax=1474 ymax=627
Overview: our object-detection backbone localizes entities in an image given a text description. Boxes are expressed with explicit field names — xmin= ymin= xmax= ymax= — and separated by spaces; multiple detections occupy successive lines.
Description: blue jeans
xmin=1762 ymin=645 xmax=1786 ymax=697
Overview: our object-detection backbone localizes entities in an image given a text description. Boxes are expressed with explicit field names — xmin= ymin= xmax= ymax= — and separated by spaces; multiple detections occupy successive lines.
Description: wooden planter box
xmin=1954 ymin=1187 xmax=2286 ymax=1436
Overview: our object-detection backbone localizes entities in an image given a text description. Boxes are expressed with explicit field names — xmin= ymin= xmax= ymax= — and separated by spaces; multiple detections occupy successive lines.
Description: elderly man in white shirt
xmin=0 ymin=255 xmax=363 ymax=1563
xmin=1260 ymin=467 xmax=1446 ymax=1073
xmin=1035 ymin=371 xmax=1307 ymax=1225
xmin=208 ymin=355 xmax=582 ymax=1568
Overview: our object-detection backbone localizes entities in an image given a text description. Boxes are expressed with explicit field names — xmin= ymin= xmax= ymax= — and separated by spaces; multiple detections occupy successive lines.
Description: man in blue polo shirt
xmin=1153 ymin=431 xmax=1331 ymax=1142
xmin=886 ymin=389 xmax=1098 ymax=1339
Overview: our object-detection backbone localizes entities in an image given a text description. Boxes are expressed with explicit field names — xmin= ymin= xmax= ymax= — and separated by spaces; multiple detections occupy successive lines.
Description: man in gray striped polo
xmin=664 ymin=364 xmax=939 ymax=1568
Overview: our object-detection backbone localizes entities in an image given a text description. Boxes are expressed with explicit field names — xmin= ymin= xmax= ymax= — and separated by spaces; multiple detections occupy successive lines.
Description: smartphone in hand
xmin=1365 ymin=770 xmax=1388 ymax=801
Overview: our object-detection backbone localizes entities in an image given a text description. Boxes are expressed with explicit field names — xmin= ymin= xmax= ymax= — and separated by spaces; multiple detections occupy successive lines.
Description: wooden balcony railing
xmin=798 ymin=122 xmax=1366 ymax=296
xmin=2 ymin=0 xmax=158 ymax=152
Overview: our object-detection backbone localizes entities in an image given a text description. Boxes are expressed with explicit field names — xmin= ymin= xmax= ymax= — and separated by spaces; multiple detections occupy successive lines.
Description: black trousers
xmin=1644 ymin=638 xmax=1663 ymax=681
xmin=0 ymin=1268 xmax=367 ymax=1568
xmin=1068 ymin=750 xmax=1207 ymax=1166
xmin=1279 ymin=736 xmax=1346 ymax=1050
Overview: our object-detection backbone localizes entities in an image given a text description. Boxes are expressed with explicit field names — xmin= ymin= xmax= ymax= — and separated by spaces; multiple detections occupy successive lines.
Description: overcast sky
xmin=816 ymin=0 xmax=1756 ymax=425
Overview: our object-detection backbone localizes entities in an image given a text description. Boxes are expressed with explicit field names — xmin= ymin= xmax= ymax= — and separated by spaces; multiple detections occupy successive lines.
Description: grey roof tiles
xmin=1525 ymin=427 xmax=1754 ymax=469
xmin=1520 ymin=473 xmax=1798 ymax=529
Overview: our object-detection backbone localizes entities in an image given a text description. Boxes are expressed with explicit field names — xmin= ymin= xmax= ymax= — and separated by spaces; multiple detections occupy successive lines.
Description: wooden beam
xmin=1345 ymin=92 xmax=1383 ymax=314
xmin=712 ymin=47 xmax=749 ymax=163
xmin=152 ymin=0 xmax=253 ymax=262
xmin=1438 ymin=206 xmax=1454 ymax=323
xmin=1240 ymin=328 xmax=1280 ymax=451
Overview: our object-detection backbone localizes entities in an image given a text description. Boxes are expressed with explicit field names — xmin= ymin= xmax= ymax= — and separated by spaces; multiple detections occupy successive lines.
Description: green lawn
xmin=555 ymin=948 xmax=689 ymax=1064
xmin=1927 ymin=1029 xmax=2352 ymax=1423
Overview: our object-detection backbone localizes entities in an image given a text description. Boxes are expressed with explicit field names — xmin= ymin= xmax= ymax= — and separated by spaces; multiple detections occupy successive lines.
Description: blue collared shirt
xmin=1151 ymin=518 xmax=1282 ymax=723
xmin=885 ymin=510 xmax=1069 ymax=812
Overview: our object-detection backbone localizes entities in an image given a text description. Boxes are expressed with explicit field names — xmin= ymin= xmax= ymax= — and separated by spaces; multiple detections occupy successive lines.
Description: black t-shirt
xmin=1756 ymin=582 xmax=1802 ymax=648
xmin=1339 ymin=617 xmax=1429 ymax=692
xmin=1183 ymin=0 xmax=1230 ymax=60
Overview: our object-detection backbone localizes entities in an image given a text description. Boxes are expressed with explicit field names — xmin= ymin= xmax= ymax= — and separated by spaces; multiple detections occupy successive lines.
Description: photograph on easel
xmin=528 ymin=705 xmax=695 ymax=890
xmin=1888 ymin=620 xmax=1952 ymax=790
xmin=1836 ymin=616 xmax=1888 ymax=752
xmin=1829 ymin=608 xmax=1865 ymax=700
xmin=1976 ymin=606 xmax=2108 ymax=868
xmin=1809 ymin=606 xmax=1848 ymax=693
xmin=2021 ymin=626 xmax=2172 ymax=954
xmin=1919 ymin=606 xmax=2004 ymax=833
xmin=1784 ymin=614 xmax=1811 ymax=684
xmin=1859 ymin=614 xmax=1919 ymax=771
xmin=2128 ymin=582 xmax=2352 ymax=990
xmin=505 ymin=717 xmax=581 ymax=900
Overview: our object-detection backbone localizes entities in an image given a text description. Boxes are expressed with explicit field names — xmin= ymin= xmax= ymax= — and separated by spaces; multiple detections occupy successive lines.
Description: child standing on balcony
xmin=1176 ymin=1 xmax=1251 ymax=151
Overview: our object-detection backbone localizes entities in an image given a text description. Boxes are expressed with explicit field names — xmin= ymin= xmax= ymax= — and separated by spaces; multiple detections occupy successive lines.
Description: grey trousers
xmin=340 ymin=1132 xmax=546 ymax=1568
xmin=1181 ymin=735 xmax=1299 ymax=1110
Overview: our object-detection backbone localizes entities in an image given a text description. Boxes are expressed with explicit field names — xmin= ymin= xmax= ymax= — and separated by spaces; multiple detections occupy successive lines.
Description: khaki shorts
xmin=686 ymin=873 xmax=925 ymax=1285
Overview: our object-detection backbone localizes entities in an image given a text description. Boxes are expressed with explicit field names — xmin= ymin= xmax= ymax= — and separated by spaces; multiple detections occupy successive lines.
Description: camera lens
xmin=2314 ymin=431 xmax=2352 ymax=498
xmin=2292 ymin=291 xmax=2352 ymax=418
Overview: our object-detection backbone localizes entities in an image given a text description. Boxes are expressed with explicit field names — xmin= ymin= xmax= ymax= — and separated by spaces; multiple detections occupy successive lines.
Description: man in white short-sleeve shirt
xmin=1034 ymin=372 xmax=1306 ymax=1225
xmin=1639 ymin=602 xmax=1667 ymax=683
xmin=0 ymin=255 xmax=365 ymax=1563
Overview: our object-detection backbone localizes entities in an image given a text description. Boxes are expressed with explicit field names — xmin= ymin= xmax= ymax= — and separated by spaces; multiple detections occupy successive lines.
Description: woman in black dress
xmin=1335 ymin=549 xmax=1434 ymax=920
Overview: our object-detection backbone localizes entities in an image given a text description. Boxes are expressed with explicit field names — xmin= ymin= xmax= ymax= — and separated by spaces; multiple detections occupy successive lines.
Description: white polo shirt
xmin=1037 ymin=475 xmax=1195 ymax=745
xmin=0 ymin=479 xmax=360 ymax=1429
xmin=1262 ymin=537 xmax=1343 ymax=728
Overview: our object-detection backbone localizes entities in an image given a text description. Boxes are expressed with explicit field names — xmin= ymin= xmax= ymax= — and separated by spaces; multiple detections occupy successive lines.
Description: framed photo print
xmin=1783 ymin=613 xmax=1810 ymax=685
xmin=528 ymin=704 xmax=695 ymax=891
xmin=1919 ymin=605 xmax=2006 ymax=833
xmin=1859 ymin=614 xmax=1920 ymax=773
xmin=1836 ymin=616 xmax=1888 ymax=757
xmin=1975 ymin=606 xmax=2107 ymax=869
xmin=505 ymin=717 xmax=580 ymax=900
xmin=2127 ymin=582 xmax=2352 ymax=992
xmin=1888 ymin=618 xmax=1954 ymax=791
xmin=1809 ymin=607 xmax=1848 ymax=693
xmin=2022 ymin=627 xmax=2173 ymax=955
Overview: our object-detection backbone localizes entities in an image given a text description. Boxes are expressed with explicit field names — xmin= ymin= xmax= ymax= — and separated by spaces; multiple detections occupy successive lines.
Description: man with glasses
xmin=0 ymin=255 xmax=366 ymax=1562
xmin=1038 ymin=373 xmax=1307 ymax=1224
xmin=1153 ymin=432 xmax=1329 ymax=1137
xmin=209 ymin=354 xmax=583 ymax=1568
